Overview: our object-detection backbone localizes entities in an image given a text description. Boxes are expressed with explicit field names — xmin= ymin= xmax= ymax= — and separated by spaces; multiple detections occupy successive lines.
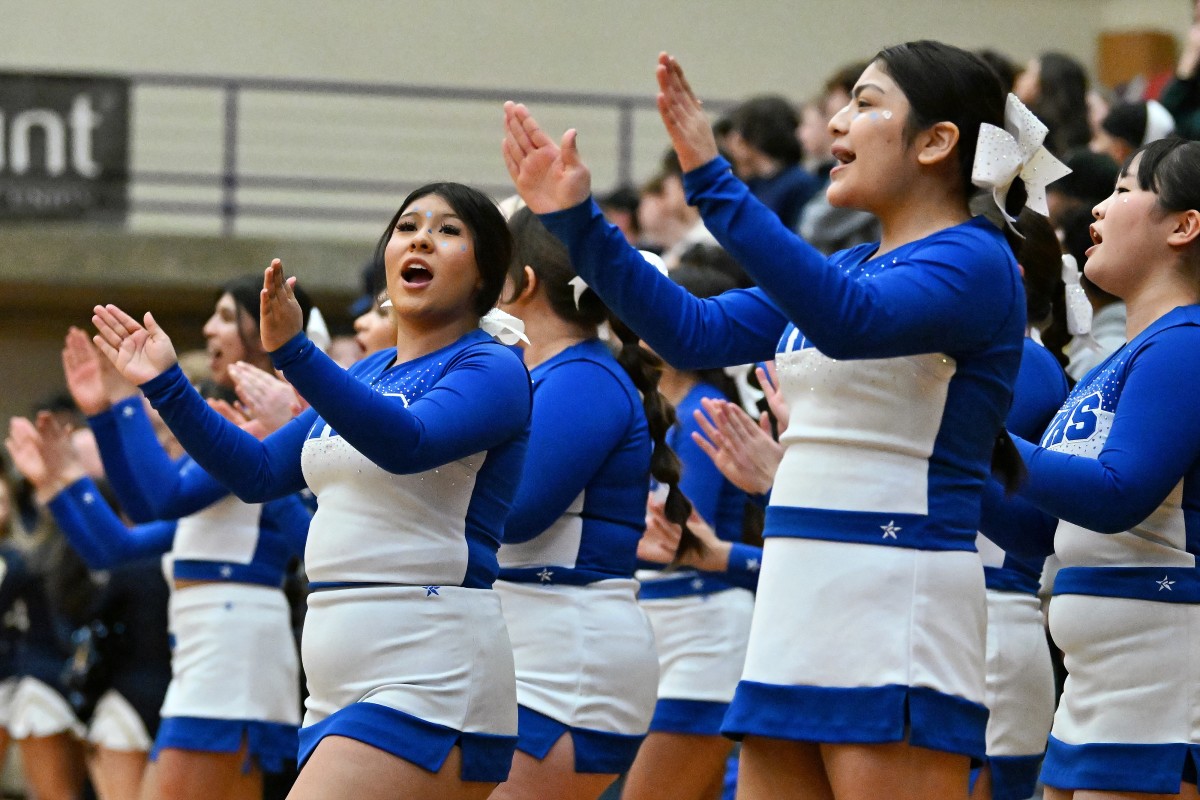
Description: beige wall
xmin=0 ymin=0 xmax=1190 ymax=428
xmin=1 ymin=1 xmax=1187 ymax=100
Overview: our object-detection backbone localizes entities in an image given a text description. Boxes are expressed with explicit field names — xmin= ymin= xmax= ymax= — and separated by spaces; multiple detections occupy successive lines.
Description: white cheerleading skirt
xmin=299 ymin=584 xmax=517 ymax=783
xmin=978 ymin=589 xmax=1054 ymax=800
xmin=88 ymin=689 xmax=154 ymax=752
xmin=640 ymin=587 xmax=754 ymax=735
xmin=1042 ymin=591 xmax=1200 ymax=793
xmin=495 ymin=578 xmax=657 ymax=774
xmin=155 ymin=582 xmax=300 ymax=772
xmin=725 ymin=537 xmax=989 ymax=758
xmin=162 ymin=582 xmax=299 ymax=725
xmin=6 ymin=676 xmax=84 ymax=739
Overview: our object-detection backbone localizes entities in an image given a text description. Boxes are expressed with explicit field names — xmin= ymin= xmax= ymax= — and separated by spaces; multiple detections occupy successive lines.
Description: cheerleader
xmin=503 ymin=41 xmax=1058 ymax=800
xmin=90 ymin=183 xmax=532 ymax=800
xmin=61 ymin=282 xmax=313 ymax=800
xmin=990 ymin=137 xmax=1200 ymax=799
xmin=490 ymin=207 xmax=688 ymax=799
xmin=970 ymin=209 xmax=1070 ymax=800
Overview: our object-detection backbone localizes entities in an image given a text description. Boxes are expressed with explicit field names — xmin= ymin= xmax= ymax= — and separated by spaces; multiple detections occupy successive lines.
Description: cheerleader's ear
xmin=1167 ymin=209 xmax=1200 ymax=249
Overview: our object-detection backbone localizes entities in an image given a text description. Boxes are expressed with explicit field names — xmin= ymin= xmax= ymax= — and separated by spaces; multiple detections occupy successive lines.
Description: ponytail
xmin=606 ymin=314 xmax=704 ymax=560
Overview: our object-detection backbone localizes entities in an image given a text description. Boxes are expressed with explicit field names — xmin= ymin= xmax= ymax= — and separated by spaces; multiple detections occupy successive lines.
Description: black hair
xmin=1128 ymin=136 xmax=1200 ymax=214
xmin=1015 ymin=208 xmax=1064 ymax=331
xmin=220 ymin=274 xmax=314 ymax=333
xmin=874 ymin=40 xmax=1029 ymax=491
xmin=1030 ymin=53 xmax=1091 ymax=157
xmin=373 ymin=182 xmax=513 ymax=317
xmin=1102 ymin=102 xmax=1150 ymax=148
xmin=1013 ymin=207 xmax=1070 ymax=370
xmin=975 ymin=49 xmax=1019 ymax=94
xmin=730 ymin=95 xmax=803 ymax=166
xmin=505 ymin=207 xmax=702 ymax=558
xmin=1050 ymin=150 xmax=1120 ymax=208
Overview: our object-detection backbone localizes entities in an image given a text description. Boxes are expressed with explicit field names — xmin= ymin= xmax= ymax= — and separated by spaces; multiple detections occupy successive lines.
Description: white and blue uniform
xmin=85 ymin=398 xmax=309 ymax=772
xmin=997 ymin=305 xmax=1200 ymax=794
xmin=496 ymin=339 xmax=657 ymax=774
xmin=638 ymin=382 xmax=754 ymax=736
xmin=142 ymin=328 xmax=532 ymax=783
xmin=972 ymin=338 xmax=1068 ymax=800
xmin=539 ymin=155 xmax=1025 ymax=759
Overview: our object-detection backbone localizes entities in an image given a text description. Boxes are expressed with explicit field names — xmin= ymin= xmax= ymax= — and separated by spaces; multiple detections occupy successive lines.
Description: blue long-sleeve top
xmin=975 ymin=338 xmax=1070 ymax=594
xmin=142 ymin=328 xmax=532 ymax=590
xmin=640 ymin=381 xmax=749 ymax=599
xmin=539 ymin=155 xmax=1025 ymax=554
xmin=87 ymin=398 xmax=309 ymax=586
xmin=44 ymin=475 xmax=308 ymax=587
xmin=47 ymin=477 xmax=176 ymax=570
xmin=498 ymin=339 xmax=649 ymax=585
xmin=1001 ymin=305 xmax=1200 ymax=604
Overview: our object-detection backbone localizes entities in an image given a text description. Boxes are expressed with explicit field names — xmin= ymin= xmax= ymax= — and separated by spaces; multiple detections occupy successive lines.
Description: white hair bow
xmin=306 ymin=306 xmax=332 ymax=352
xmin=569 ymin=250 xmax=670 ymax=309
xmin=479 ymin=308 xmax=530 ymax=345
xmin=1061 ymin=254 xmax=1093 ymax=337
xmin=972 ymin=94 xmax=1072 ymax=226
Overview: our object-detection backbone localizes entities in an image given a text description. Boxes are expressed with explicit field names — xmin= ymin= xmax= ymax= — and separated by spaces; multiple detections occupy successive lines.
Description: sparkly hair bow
xmin=569 ymin=250 xmax=669 ymax=309
xmin=972 ymin=94 xmax=1072 ymax=226
xmin=479 ymin=308 xmax=530 ymax=346
xmin=1061 ymin=254 xmax=1094 ymax=337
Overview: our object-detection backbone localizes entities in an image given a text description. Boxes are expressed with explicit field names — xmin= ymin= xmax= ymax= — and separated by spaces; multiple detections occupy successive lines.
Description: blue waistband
xmin=764 ymin=506 xmax=976 ymax=552
xmin=308 ymin=581 xmax=484 ymax=593
xmin=1052 ymin=566 xmax=1200 ymax=604
xmin=497 ymin=566 xmax=628 ymax=586
xmin=983 ymin=566 xmax=1040 ymax=596
xmin=638 ymin=572 xmax=734 ymax=600
xmin=171 ymin=560 xmax=284 ymax=588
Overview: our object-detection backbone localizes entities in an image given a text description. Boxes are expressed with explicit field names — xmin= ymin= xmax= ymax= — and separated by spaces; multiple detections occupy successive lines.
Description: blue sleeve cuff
xmin=681 ymin=156 xmax=733 ymax=202
xmin=140 ymin=362 xmax=190 ymax=404
xmin=270 ymin=331 xmax=313 ymax=371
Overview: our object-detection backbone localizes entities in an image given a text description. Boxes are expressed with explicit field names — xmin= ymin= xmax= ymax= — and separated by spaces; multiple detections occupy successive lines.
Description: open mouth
xmin=401 ymin=262 xmax=433 ymax=286
xmin=831 ymin=145 xmax=856 ymax=166
xmin=1089 ymin=225 xmax=1103 ymax=246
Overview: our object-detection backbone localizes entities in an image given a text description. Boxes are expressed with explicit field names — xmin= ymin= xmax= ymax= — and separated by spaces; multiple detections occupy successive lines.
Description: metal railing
xmin=127 ymin=73 xmax=735 ymax=238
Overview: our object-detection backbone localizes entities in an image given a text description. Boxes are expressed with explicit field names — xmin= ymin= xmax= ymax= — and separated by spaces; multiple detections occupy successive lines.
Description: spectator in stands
xmin=724 ymin=96 xmax=819 ymax=230
xmin=1159 ymin=0 xmax=1200 ymax=140
xmin=1015 ymin=52 xmax=1093 ymax=157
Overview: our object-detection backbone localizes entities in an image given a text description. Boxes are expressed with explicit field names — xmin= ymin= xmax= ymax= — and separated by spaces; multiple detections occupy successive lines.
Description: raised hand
xmin=501 ymin=101 xmax=592 ymax=214
xmin=757 ymin=361 xmax=789 ymax=432
xmin=260 ymin=259 xmax=304 ymax=352
xmin=691 ymin=397 xmax=783 ymax=496
xmin=655 ymin=52 xmax=719 ymax=173
xmin=5 ymin=413 xmax=86 ymax=501
xmin=228 ymin=360 xmax=304 ymax=435
xmin=62 ymin=326 xmax=139 ymax=416
xmin=92 ymin=304 xmax=178 ymax=385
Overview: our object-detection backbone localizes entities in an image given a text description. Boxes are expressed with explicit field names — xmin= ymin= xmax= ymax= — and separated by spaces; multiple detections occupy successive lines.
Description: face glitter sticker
xmin=881 ymin=110 xmax=893 ymax=120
